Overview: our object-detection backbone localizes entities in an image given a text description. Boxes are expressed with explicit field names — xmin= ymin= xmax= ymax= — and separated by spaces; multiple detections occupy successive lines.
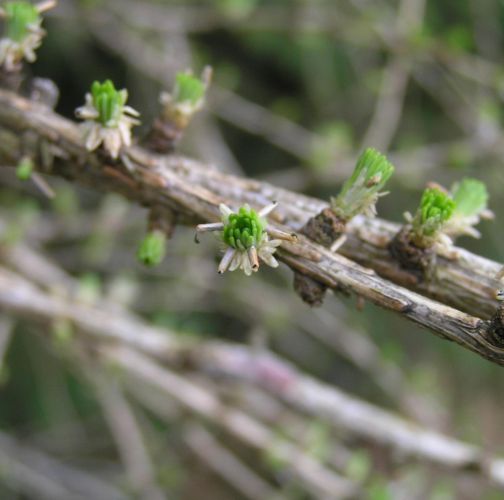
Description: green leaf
xmin=451 ymin=178 xmax=489 ymax=218
xmin=331 ymin=147 xmax=394 ymax=220
xmin=15 ymin=157 xmax=33 ymax=180
xmin=5 ymin=2 xmax=40 ymax=42
xmin=173 ymin=73 xmax=206 ymax=106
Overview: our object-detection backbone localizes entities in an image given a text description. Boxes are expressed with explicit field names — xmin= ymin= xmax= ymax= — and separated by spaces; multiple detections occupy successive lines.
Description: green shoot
xmin=331 ymin=148 xmax=394 ymax=221
xmin=137 ymin=230 xmax=166 ymax=267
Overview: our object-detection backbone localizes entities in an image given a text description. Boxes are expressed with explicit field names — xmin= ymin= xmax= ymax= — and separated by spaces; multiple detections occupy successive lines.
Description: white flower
xmin=195 ymin=202 xmax=297 ymax=276
xmin=75 ymin=84 xmax=140 ymax=159
xmin=0 ymin=19 xmax=43 ymax=71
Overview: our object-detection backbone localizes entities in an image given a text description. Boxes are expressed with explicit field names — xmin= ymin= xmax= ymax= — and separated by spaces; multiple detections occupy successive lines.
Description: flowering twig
xmin=144 ymin=67 xmax=211 ymax=153
xmin=389 ymin=186 xmax=455 ymax=275
xmin=75 ymin=80 xmax=140 ymax=159
xmin=303 ymin=148 xmax=394 ymax=247
xmin=0 ymin=1 xmax=56 ymax=72
xmin=196 ymin=202 xmax=296 ymax=276
xmin=298 ymin=148 xmax=394 ymax=304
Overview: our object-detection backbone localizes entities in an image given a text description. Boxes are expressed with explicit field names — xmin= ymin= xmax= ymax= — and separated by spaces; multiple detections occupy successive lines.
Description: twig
xmin=103 ymin=344 xmax=359 ymax=500
xmin=0 ymin=431 xmax=126 ymax=500
xmin=88 ymin=370 xmax=166 ymax=500
xmin=0 ymin=91 xmax=502 ymax=363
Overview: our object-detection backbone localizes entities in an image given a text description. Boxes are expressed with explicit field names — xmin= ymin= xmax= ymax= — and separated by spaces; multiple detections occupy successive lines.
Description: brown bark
xmin=0 ymin=89 xmax=503 ymax=364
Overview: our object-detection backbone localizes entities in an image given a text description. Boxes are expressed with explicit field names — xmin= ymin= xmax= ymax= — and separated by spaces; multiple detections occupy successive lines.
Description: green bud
xmin=15 ymin=157 xmax=33 ymax=180
xmin=91 ymin=80 xmax=128 ymax=126
xmin=173 ymin=72 xmax=206 ymax=107
xmin=331 ymin=148 xmax=394 ymax=221
xmin=137 ymin=230 xmax=166 ymax=267
xmin=5 ymin=2 xmax=40 ymax=42
xmin=412 ymin=187 xmax=455 ymax=243
xmin=222 ymin=205 xmax=265 ymax=250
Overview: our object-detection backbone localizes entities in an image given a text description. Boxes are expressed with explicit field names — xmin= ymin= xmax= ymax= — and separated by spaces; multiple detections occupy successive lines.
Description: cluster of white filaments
xmin=195 ymin=202 xmax=297 ymax=276
xmin=0 ymin=1 xmax=56 ymax=71
xmin=443 ymin=208 xmax=494 ymax=240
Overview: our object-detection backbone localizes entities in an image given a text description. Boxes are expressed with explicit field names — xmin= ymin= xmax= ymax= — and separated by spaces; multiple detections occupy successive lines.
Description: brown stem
xmin=0 ymin=90 xmax=502 ymax=363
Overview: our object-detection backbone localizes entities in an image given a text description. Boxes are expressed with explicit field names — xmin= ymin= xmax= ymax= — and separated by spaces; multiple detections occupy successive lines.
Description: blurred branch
xmin=1 ymin=264 xmax=504 ymax=488
xmin=360 ymin=0 xmax=426 ymax=151
xmin=108 ymin=346 xmax=359 ymax=499
xmin=88 ymin=371 xmax=166 ymax=500
xmin=184 ymin=425 xmax=278 ymax=500
xmin=0 ymin=432 xmax=126 ymax=500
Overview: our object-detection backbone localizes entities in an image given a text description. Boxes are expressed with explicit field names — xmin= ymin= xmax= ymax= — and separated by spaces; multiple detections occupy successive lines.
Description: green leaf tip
xmin=137 ymin=231 xmax=166 ymax=267
xmin=91 ymin=79 xmax=128 ymax=126
xmin=413 ymin=187 xmax=455 ymax=240
xmin=331 ymin=147 xmax=394 ymax=221
xmin=5 ymin=2 xmax=40 ymax=42
xmin=173 ymin=72 xmax=206 ymax=107
xmin=451 ymin=178 xmax=489 ymax=218
xmin=444 ymin=178 xmax=493 ymax=239
xmin=15 ymin=157 xmax=33 ymax=180
xmin=222 ymin=205 xmax=265 ymax=251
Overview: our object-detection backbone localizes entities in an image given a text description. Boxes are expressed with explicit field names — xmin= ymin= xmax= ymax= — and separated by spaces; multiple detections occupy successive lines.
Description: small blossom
xmin=195 ymin=202 xmax=296 ymax=276
xmin=75 ymin=80 xmax=140 ymax=159
xmin=0 ymin=1 xmax=55 ymax=71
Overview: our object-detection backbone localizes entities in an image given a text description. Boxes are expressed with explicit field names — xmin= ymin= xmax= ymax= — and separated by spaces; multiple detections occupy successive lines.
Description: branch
xmin=87 ymin=371 xmax=166 ymax=500
xmin=184 ymin=425 xmax=278 ymax=500
xmin=0 ymin=90 xmax=502 ymax=364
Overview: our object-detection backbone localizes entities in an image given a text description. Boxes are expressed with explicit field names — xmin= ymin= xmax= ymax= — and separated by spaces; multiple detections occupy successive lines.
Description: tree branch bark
xmin=0 ymin=89 xmax=502 ymax=364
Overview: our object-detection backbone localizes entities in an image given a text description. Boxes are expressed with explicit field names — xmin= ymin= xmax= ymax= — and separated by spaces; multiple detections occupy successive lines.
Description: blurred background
xmin=1 ymin=0 xmax=504 ymax=498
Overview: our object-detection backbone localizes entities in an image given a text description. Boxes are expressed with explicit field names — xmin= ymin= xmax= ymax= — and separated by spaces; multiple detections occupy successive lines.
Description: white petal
xmin=229 ymin=252 xmax=242 ymax=272
xmin=241 ymin=255 xmax=252 ymax=276
xmin=103 ymin=130 xmax=121 ymax=158
xmin=123 ymin=105 xmax=140 ymax=117
xmin=260 ymin=253 xmax=279 ymax=268
xmin=258 ymin=201 xmax=278 ymax=217
xmin=84 ymin=124 xmax=102 ymax=151
xmin=219 ymin=204 xmax=233 ymax=221
xmin=218 ymin=248 xmax=235 ymax=274
xmin=76 ymin=103 xmax=99 ymax=120
xmin=118 ymin=119 xmax=132 ymax=147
